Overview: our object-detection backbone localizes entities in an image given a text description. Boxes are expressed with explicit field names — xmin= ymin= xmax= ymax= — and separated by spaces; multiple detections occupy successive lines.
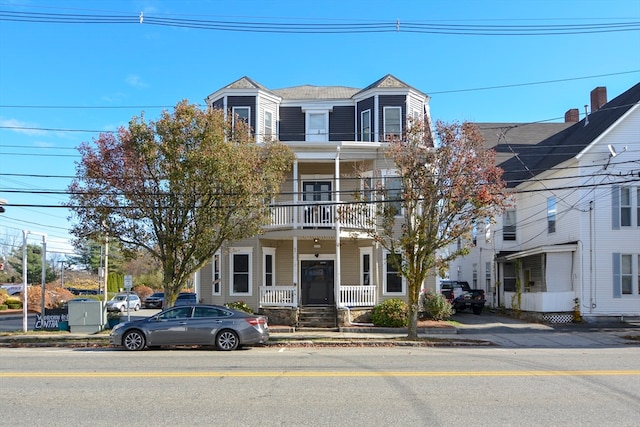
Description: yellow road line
xmin=1 ymin=370 xmax=639 ymax=378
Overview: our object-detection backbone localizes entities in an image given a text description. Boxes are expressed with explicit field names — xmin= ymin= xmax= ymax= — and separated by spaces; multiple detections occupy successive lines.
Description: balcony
xmin=265 ymin=201 xmax=376 ymax=231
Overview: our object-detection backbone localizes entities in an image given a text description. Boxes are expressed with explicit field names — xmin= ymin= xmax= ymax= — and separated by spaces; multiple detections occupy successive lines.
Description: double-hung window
xmin=621 ymin=187 xmax=631 ymax=227
xmin=212 ymin=251 xmax=221 ymax=295
xmin=503 ymin=210 xmax=516 ymax=241
xmin=264 ymin=110 xmax=273 ymax=141
xmin=232 ymin=106 xmax=250 ymax=137
xmin=361 ymin=109 xmax=371 ymax=142
xmin=263 ymin=248 xmax=276 ymax=287
xmin=384 ymin=107 xmax=402 ymax=141
xmin=230 ymin=248 xmax=252 ymax=296
xmin=384 ymin=252 xmax=404 ymax=294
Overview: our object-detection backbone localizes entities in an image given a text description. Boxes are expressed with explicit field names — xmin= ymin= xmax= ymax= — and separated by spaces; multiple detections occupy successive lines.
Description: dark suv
xmin=163 ymin=292 xmax=198 ymax=308
xmin=143 ymin=292 xmax=164 ymax=309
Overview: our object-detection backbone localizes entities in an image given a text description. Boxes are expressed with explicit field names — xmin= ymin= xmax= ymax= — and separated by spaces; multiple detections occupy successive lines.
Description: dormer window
xmin=384 ymin=106 xmax=402 ymax=141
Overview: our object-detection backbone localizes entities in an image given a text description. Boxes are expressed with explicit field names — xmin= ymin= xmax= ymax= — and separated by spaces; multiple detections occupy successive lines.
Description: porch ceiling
xmin=501 ymin=243 xmax=578 ymax=261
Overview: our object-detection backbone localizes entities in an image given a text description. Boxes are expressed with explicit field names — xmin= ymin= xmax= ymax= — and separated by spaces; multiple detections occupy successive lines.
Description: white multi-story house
xmin=194 ymin=75 xmax=434 ymax=326
xmin=449 ymin=83 xmax=640 ymax=322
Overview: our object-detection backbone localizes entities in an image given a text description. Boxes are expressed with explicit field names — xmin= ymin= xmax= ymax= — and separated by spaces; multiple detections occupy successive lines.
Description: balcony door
xmin=303 ymin=181 xmax=332 ymax=226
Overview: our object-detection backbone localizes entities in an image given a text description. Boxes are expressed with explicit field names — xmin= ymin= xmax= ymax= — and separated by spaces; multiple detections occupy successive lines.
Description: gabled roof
xmin=223 ymin=76 xmax=272 ymax=92
xmin=499 ymin=82 xmax=640 ymax=188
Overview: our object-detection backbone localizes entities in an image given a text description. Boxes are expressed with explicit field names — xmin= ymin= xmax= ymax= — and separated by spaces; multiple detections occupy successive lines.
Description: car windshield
xmin=113 ymin=295 xmax=126 ymax=301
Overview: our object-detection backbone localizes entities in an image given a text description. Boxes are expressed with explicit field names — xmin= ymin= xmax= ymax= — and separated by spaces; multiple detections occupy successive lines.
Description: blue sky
xmin=0 ymin=0 xmax=639 ymax=258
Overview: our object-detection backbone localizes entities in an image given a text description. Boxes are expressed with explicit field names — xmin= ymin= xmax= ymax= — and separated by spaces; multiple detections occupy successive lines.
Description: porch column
xmin=293 ymin=236 xmax=298 ymax=304
xmin=334 ymin=148 xmax=341 ymax=306
xmin=293 ymin=159 xmax=299 ymax=228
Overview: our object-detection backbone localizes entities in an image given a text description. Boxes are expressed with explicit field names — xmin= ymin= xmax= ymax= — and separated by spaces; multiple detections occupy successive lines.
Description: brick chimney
xmin=564 ymin=108 xmax=580 ymax=123
xmin=590 ymin=87 xmax=607 ymax=112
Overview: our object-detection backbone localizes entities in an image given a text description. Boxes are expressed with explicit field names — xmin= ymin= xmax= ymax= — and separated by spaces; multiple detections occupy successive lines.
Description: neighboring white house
xmin=449 ymin=83 xmax=640 ymax=322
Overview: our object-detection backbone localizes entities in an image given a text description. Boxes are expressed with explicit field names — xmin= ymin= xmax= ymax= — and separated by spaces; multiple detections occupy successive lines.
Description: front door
xmin=301 ymin=260 xmax=335 ymax=305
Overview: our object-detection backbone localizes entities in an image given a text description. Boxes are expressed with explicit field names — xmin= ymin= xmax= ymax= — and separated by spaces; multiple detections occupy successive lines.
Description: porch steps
xmin=298 ymin=306 xmax=337 ymax=329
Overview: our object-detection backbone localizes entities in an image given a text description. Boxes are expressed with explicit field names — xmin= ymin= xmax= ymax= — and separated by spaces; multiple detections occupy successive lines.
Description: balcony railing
xmin=265 ymin=202 xmax=375 ymax=230
xmin=338 ymin=285 xmax=377 ymax=307
xmin=259 ymin=286 xmax=297 ymax=308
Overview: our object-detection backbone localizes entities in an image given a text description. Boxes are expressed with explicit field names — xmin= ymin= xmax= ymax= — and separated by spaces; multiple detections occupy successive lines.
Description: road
xmin=0 ymin=346 xmax=638 ymax=426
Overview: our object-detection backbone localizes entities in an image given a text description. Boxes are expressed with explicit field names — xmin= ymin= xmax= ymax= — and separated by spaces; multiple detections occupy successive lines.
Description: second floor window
xmin=361 ymin=109 xmax=371 ymax=142
xmin=264 ymin=111 xmax=273 ymax=141
xmin=232 ymin=106 xmax=250 ymax=136
xmin=621 ymin=187 xmax=631 ymax=227
xmin=384 ymin=107 xmax=401 ymax=141
xmin=503 ymin=210 xmax=516 ymax=241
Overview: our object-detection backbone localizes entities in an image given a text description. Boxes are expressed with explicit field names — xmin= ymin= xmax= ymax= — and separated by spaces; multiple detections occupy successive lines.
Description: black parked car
xmin=143 ymin=292 xmax=164 ymax=309
xmin=162 ymin=292 xmax=198 ymax=308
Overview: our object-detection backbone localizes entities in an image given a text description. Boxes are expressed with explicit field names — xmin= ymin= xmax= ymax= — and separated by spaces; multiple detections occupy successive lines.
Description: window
xmin=212 ymin=251 xmax=221 ymax=295
xmin=485 ymin=262 xmax=492 ymax=290
xmin=503 ymin=210 xmax=516 ymax=241
xmin=230 ymin=248 xmax=252 ymax=295
xmin=384 ymin=107 xmax=402 ymax=141
xmin=361 ymin=110 xmax=371 ymax=142
xmin=264 ymin=111 xmax=273 ymax=141
xmin=306 ymin=111 xmax=328 ymax=142
xmin=263 ymin=248 xmax=276 ymax=287
xmin=360 ymin=247 xmax=372 ymax=286
xmin=232 ymin=106 xmax=250 ymax=127
xmin=621 ymin=254 xmax=632 ymax=295
xmin=637 ymin=188 xmax=640 ymax=226
xmin=382 ymin=172 xmax=402 ymax=216
xmin=621 ymin=187 xmax=631 ymax=227
xmin=384 ymin=252 xmax=404 ymax=294
xmin=485 ymin=217 xmax=492 ymax=243
xmin=472 ymin=264 xmax=478 ymax=288
xmin=472 ymin=222 xmax=478 ymax=245
xmin=547 ymin=196 xmax=556 ymax=233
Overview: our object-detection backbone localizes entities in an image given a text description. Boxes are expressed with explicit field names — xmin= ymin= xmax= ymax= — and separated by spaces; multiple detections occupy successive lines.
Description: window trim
xmin=229 ymin=247 xmax=253 ymax=296
xmin=305 ymin=110 xmax=329 ymax=142
xmin=232 ymin=106 xmax=251 ymax=129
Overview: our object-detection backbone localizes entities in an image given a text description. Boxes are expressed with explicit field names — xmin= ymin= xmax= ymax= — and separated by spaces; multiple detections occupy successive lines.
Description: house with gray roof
xmin=448 ymin=83 xmax=640 ymax=322
xmin=196 ymin=75 xmax=433 ymax=327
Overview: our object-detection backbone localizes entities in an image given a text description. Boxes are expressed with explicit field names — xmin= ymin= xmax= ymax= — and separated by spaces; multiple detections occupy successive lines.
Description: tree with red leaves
xmin=366 ymin=119 xmax=509 ymax=339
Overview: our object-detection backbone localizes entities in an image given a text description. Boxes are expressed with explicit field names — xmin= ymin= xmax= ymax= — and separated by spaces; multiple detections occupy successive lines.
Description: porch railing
xmin=338 ymin=285 xmax=377 ymax=307
xmin=265 ymin=202 xmax=375 ymax=230
xmin=259 ymin=286 xmax=298 ymax=308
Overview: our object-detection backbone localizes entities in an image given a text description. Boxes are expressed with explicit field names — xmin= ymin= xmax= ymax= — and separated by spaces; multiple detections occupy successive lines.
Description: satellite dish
xmin=608 ymin=144 xmax=617 ymax=157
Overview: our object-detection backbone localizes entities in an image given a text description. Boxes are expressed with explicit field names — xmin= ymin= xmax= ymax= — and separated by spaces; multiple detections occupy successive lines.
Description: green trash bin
xmin=58 ymin=321 xmax=69 ymax=331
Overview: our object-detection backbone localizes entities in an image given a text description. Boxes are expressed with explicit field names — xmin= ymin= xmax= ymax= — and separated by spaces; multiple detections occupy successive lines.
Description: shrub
xmin=225 ymin=300 xmax=253 ymax=314
xmin=371 ymin=298 xmax=408 ymax=327
xmin=0 ymin=304 xmax=7 ymax=311
xmin=0 ymin=289 xmax=7 ymax=306
xmin=420 ymin=291 xmax=453 ymax=321
xmin=133 ymin=284 xmax=153 ymax=301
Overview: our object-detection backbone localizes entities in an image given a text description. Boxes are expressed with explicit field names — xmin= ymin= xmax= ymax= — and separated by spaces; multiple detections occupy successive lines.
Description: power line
xmin=1 ymin=9 xmax=638 ymax=35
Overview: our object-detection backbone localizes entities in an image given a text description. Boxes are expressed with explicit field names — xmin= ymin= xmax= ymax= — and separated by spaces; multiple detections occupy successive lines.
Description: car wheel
xmin=215 ymin=329 xmax=239 ymax=351
xmin=123 ymin=330 xmax=146 ymax=351
xmin=119 ymin=305 xmax=126 ymax=312
xmin=134 ymin=304 xmax=140 ymax=311
xmin=473 ymin=306 xmax=483 ymax=315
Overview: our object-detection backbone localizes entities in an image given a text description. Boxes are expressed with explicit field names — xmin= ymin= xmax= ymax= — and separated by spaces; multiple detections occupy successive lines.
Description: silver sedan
xmin=109 ymin=305 xmax=269 ymax=351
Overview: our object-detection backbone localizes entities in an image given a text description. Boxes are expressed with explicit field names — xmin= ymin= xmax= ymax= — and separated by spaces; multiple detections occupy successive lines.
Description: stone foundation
xmin=260 ymin=307 xmax=298 ymax=326
xmin=337 ymin=307 xmax=373 ymax=327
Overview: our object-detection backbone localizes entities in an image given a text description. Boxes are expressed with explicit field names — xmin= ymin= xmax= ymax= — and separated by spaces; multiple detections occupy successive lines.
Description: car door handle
xmin=179 ymin=321 xmax=187 ymax=325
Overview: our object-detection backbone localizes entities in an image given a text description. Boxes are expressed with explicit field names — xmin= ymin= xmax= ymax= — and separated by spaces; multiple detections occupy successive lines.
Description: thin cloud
xmin=125 ymin=74 xmax=149 ymax=89
xmin=0 ymin=118 xmax=47 ymax=136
